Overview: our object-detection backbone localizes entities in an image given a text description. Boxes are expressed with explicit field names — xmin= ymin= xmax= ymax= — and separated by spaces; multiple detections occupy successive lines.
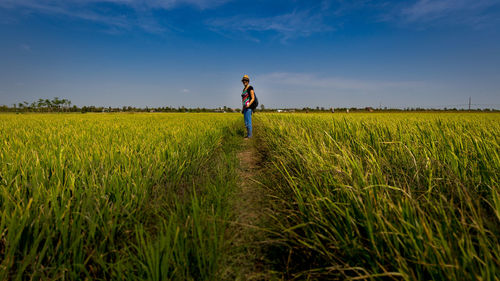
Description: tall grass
xmin=2 ymin=112 xmax=498 ymax=280
xmin=256 ymin=113 xmax=499 ymax=280
xmin=0 ymin=113 xmax=242 ymax=280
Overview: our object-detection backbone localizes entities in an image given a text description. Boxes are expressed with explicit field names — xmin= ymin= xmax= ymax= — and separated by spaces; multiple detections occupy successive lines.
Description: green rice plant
xmin=256 ymin=113 xmax=499 ymax=280
xmin=0 ymin=113 xmax=242 ymax=280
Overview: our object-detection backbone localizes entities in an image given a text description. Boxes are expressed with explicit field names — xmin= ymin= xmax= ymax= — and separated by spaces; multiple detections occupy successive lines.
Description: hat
xmin=242 ymin=75 xmax=250 ymax=81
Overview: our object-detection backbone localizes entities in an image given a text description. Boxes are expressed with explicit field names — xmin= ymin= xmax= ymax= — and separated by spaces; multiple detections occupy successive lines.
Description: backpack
xmin=250 ymin=92 xmax=259 ymax=110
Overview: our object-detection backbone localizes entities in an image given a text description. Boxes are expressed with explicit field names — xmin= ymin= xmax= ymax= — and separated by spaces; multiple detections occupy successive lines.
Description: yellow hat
xmin=242 ymin=75 xmax=250 ymax=81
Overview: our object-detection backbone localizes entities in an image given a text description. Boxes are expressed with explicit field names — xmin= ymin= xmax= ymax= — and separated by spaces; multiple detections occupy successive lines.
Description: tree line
xmin=3 ymin=97 xmax=73 ymax=112
xmin=1 ymin=98 xmax=497 ymax=113
xmin=0 ymin=98 xmax=243 ymax=113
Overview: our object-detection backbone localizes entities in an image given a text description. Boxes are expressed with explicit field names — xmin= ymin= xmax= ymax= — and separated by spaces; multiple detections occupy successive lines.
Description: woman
xmin=241 ymin=75 xmax=255 ymax=139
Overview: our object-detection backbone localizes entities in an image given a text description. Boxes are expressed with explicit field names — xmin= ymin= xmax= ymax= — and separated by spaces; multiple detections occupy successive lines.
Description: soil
xmin=227 ymin=137 xmax=271 ymax=280
xmin=236 ymin=142 xmax=262 ymax=224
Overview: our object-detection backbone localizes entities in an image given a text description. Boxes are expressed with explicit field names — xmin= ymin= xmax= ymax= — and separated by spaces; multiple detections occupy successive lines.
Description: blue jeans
xmin=243 ymin=108 xmax=252 ymax=137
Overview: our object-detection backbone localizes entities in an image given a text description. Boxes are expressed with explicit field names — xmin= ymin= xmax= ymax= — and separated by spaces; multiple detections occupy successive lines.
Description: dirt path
xmin=236 ymin=141 xmax=262 ymax=225
xmin=228 ymin=138 xmax=269 ymax=280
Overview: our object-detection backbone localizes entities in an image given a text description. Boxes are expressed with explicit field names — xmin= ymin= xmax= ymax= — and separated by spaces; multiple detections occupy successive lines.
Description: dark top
xmin=241 ymin=86 xmax=254 ymax=107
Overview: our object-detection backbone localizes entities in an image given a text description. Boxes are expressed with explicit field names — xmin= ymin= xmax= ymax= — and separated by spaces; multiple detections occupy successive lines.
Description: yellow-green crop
xmin=0 ymin=113 xmax=241 ymax=280
xmin=256 ymin=112 xmax=499 ymax=280
xmin=1 ymin=112 xmax=499 ymax=280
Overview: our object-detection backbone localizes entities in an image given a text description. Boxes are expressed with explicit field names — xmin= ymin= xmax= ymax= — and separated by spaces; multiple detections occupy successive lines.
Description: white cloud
xmin=0 ymin=0 xmax=232 ymax=10
xmin=252 ymin=72 xmax=445 ymax=108
xmin=20 ymin=44 xmax=31 ymax=52
xmin=403 ymin=0 xmax=457 ymax=21
xmin=258 ymin=72 xmax=424 ymax=92
xmin=208 ymin=8 xmax=334 ymax=42
xmin=152 ymin=0 xmax=231 ymax=10
xmin=182 ymin=88 xmax=190 ymax=93
xmin=400 ymin=0 xmax=500 ymax=27
xmin=0 ymin=0 xmax=233 ymax=32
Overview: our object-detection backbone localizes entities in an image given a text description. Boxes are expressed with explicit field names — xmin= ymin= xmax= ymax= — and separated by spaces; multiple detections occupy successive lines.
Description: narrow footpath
xmin=227 ymin=137 xmax=270 ymax=280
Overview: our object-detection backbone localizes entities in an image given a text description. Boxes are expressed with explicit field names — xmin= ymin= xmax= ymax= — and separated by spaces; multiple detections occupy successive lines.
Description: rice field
xmin=0 ymin=112 xmax=499 ymax=280
xmin=0 ymin=113 xmax=242 ymax=280
xmin=255 ymin=113 xmax=499 ymax=280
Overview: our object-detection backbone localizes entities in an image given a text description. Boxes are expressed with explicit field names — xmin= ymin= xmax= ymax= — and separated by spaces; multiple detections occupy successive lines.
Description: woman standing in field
xmin=241 ymin=75 xmax=256 ymax=139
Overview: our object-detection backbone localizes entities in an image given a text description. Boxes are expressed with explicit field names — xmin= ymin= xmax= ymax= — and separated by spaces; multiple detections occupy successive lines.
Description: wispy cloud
xmin=258 ymin=72 xmax=424 ymax=92
xmin=154 ymin=0 xmax=232 ymax=10
xmin=253 ymin=72 xmax=438 ymax=108
xmin=399 ymin=0 xmax=500 ymax=28
xmin=207 ymin=6 xmax=334 ymax=43
xmin=0 ymin=0 xmax=232 ymax=10
xmin=20 ymin=44 xmax=32 ymax=52
xmin=0 ymin=0 xmax=232 ymax=33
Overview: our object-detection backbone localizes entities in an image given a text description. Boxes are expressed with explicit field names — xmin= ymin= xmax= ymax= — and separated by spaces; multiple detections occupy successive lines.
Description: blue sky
xmin=1 ymin=0 xmax=499 ymax=109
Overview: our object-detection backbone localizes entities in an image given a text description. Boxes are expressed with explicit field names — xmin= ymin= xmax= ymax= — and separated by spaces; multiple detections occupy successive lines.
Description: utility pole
xmin=468 ymin=97 xmax=471 ymax=111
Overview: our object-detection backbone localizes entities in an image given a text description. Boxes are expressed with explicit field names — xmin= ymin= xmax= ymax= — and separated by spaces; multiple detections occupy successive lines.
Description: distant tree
xmin=63 ymin=99 xmax=71 ymax=111
xmin=44 ymin=99 xmax=52 ymax=111
xmin=51 ymin=97 xmax=61 ymax=111
xmin=260 ymin=104 xmax=265 ymax=111
xmin=37 ymin=99 xmax=45 ymax=111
